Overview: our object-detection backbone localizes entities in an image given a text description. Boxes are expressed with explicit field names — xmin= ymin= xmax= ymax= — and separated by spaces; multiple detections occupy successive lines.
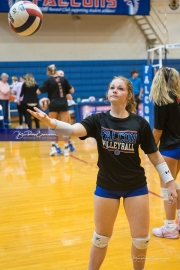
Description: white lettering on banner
xmin=145 ymin=96 xmax=149 ymax=104
xmin=143 ymin=65 xmax=153 ymax=128
xmin=144 ymin=116 xmax=150 ymax=122
xmin=145 ymin=66 xmax=149 ymax=73
xmin=144 ymin=86 xmax=149 ymax=94
xmin=144 ymin=76 xmax=149 ymax=84
xmin=145 ymin=106 xmax=149 ymax=114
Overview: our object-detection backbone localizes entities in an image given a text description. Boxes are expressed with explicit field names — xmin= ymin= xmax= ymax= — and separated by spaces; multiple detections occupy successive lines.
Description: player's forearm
xmin=53 ymin=119 xmax=73 ymax=136
xmin=152 ymin=128 xmax=163 ymax=145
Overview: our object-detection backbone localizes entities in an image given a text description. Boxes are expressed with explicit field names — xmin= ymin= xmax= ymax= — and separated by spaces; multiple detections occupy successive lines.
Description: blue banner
xmin=1 ymin=0 xmax=150 ymax=15
xmin=143 ymin=65 xmax=154 ymax=129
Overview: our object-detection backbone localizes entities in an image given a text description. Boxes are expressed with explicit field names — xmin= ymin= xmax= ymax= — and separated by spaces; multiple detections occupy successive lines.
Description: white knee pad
xmin=161 ymin=188 xmax=168 ymax=200
xmin=175 ymin=180 xmax=180 ymax=190
xmin=92 ymin=231 xmax=110 ymax=248
xmin=132 ymin=234 xmax=150 ymax=250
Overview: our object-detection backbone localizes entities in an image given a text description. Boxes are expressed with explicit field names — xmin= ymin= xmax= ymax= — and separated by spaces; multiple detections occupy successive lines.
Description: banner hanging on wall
xmin=143 ymin=65 xmax=154 ymax=129
xmin=1 ymin=0 xmax=150 ymax=15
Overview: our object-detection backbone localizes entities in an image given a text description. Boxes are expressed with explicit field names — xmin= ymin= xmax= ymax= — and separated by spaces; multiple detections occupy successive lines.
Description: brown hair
xmin=107 ymin=76 xmax=137 ymax=114
xmin=150 ymin=67 xmax=180 ymax=105
xmin=47 ymin=64 xmax=57 ymax=76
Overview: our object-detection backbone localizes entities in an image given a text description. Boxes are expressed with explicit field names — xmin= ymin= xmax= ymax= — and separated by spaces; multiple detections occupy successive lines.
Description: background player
xmin=37 ymin=64 xmax=74 ymax=156
xmin=128 ymin=70 xmax=143 ymax=114
xmin=150 ymin=67 xmax=180 ymax=238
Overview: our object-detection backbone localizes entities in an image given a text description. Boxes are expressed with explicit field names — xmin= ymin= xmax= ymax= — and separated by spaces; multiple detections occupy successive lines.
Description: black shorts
xmin=49 ymin=98 xmax=68 ymax=112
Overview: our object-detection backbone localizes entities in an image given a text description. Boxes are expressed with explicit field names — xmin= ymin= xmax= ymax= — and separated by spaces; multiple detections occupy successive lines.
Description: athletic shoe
xmin=69 ymin=142 xmax=75 ymax=152
xmin=152 ymin=224 xmax=179 ymax=239
xmin=176 ymin=219 xmax=180 ymax=231
xmin=55 ymin=145 xmax=63 ymax=155
xmin=49 ymin=145 xmax=57 ymax=156
xmin=64 ymin=146 xmax=70 ymax=157
xmin=16 ymin=125 xmax=23 ymax=129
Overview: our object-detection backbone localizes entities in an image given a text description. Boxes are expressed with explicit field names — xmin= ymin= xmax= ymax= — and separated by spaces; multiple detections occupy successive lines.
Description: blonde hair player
xmin=28 ymin=76 xmax=177 ymax=270
xmin=19 ymin=73 xmax=39 ymax=129
xmin=37 ymin=64 xmax=75 ymax=156
xmin=150 ymin=67 xmax=180 ymax=238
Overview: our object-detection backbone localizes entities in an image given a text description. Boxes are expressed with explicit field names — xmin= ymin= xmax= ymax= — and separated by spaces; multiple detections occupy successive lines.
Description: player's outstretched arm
xmin=27 ymin=107 xmax=87 ymax=137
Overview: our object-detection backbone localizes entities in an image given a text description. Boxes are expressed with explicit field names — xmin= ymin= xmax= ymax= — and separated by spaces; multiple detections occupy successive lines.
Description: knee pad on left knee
xmin=132 ymin=234 xmax=150 ymax=250
xmin=92 ymin=231 xmax=110 ymax=248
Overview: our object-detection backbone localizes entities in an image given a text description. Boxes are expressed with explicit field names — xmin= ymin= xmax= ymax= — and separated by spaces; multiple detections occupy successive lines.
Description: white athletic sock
xmin=165 ymin=220 xmax=176 ymax=227
xmin=64 ymin=143 xmax=69 ymax=149
xmin=178 ymin=209 xmax=180 ymax=219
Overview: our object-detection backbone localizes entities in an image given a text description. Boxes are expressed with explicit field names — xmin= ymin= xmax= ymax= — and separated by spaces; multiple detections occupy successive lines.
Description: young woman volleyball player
xmin=150 ymin=67 xmax=180 ymax=239
xmin=28 ymin=76 xmax=177 ymax=270
xmin=37 ymin=64 xmax=75 ymax=156
xmin=20 ymin=73 xmax=39 ymax=129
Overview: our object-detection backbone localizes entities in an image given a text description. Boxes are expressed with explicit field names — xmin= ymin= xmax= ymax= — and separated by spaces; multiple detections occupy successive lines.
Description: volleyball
xmin=8 ymin=1 xmax=43 ymax=36
xmin=39 ymin=97 xmax=50 ymax=111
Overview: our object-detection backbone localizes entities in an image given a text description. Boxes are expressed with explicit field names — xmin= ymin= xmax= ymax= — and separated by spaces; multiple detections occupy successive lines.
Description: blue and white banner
xmin=143 ymin=65 xmax=154 ymax=129
xmin=1 ymin=0 xmax=150 ymax=15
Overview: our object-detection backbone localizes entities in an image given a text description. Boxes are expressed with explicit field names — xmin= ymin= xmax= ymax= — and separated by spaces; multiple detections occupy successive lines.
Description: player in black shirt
xmin=20 ymin=73 xmax=39 ymax=129
xmin=28 ymin=76 xmax=177 ymax=270
xmin=150 ymin=67 xmax=180 ymax=238
xmin=37 ymin=64 xmax=74 ymax=156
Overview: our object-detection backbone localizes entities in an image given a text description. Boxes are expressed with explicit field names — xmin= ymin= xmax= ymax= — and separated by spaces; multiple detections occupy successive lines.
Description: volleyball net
xmin=147 ymin=42 xmax=180 ymax=69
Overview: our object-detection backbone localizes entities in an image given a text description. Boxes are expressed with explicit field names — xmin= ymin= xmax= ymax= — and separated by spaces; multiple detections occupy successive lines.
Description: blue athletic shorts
xmin=94 ymin=185 xmax=148 ymax=199
xmin=160 ymin=146 xmax=180 ymax=160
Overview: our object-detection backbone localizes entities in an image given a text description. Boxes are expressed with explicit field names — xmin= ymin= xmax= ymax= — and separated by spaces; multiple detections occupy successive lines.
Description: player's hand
xmin=166 ymin=181 xmax=178 ymax=205
xmin=27 ymin=107 xmax=56 ymax=129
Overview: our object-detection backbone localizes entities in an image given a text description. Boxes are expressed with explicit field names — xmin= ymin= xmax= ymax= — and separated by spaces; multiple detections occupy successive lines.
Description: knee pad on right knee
xmin=92 ymin=231 xmax=110 ymax=248
xmin=132 ymin=234 xmax=150 ymax=250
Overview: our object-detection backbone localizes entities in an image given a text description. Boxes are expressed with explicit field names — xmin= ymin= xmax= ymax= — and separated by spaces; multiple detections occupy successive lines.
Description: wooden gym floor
xmin=0 ymin=136 xmax=179 ymax=270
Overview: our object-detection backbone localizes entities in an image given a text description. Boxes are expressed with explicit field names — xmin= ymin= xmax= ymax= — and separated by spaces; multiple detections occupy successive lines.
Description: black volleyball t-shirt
xmin=79 ymin=111 xmax=158 ymax=191
xmin=154 ymin=98 xmax=180 ymax=150
xmin=39 ymin=76 xmax=72 ymax=100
